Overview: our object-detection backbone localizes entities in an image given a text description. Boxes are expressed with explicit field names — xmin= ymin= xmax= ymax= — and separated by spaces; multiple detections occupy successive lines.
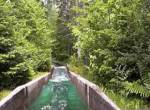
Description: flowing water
xmin=27 ymin=67 xmax=90 ymax=110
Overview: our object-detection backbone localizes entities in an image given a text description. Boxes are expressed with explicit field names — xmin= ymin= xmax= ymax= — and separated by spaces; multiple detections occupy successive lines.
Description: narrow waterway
xmin=27 ymin=67 xmax=90 ymax=110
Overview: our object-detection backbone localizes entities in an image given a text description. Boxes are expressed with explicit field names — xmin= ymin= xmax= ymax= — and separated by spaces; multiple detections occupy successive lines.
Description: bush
xmin=69 ymin=0 xmax=150 ymax=108
xmin=0 ymin=0 xmax=52 ymax=88
xmin=69 ymin=55 xmax=92 ymax=80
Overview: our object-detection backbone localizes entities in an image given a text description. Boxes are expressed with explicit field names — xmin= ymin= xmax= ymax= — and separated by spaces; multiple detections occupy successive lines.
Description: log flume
xmin=0 ymin=66 xmax=120 ymax=110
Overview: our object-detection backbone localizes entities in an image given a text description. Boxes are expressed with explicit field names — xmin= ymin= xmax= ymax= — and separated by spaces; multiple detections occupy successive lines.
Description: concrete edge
xmin=0 ymin=86 xmax=25 ymax=107
xmin=24 ymin=73 xmax=50 ymax=90
xmin=0 ymin=72 xmax=51 ymax=109
xmin=69 ymin=71 xmax=121 ymax=110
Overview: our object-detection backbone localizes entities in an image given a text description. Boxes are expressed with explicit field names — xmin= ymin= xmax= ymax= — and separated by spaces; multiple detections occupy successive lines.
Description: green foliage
xmin=105 ymin=89 xmax=149 ymax=110
xmin=0 ymin=0 xmax=53 ymax=88
xmin=69 ymin=0 xmax=150 ymax=108
xmin=124 ymin=81 xmax=150 ymax=98
xmin=0 ymin=89 xmax=11 ymax=101
xmin=52 ymin=0 xmax=76 ymax=62
xmin=69 ymin=55 xmax=92 ymax=81
xmin=69 ymin=56 xmax=150 ymax=110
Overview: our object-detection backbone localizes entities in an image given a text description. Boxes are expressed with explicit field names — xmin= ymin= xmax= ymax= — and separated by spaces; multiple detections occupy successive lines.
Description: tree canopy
xmin=0 ymin=0 xmax=150 ymax=109
xmin=0 ymin=0 xmax=54 ymax=88
xmin=70 ymin=0 xmax=150 ymax=99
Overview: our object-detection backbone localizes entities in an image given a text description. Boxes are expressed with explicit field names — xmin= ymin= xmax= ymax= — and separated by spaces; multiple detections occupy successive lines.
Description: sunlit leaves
xmin=70 ymin=0 xmax=150 ymax=99
xmin=0 ymin=0 xmax=53 ymax=87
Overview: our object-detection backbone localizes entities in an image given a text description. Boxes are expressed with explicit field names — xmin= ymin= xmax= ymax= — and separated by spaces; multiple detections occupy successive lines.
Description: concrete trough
xmin=69 ymin=71 xmax=121 ymax=110
xmin=0 ymin=73 xmax=52 ymax=110
xmin=0 ymin=67 xmax=120 ymax=110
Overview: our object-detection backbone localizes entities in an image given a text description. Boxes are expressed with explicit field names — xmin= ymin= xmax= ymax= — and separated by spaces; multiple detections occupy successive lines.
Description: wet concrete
xmin=0 ymin=66 xmax=120 ymax=110
xmin=0 ymin=73 xmax=51 ymax=110
xmin=68 ymin=71 xmax=120 ymax=110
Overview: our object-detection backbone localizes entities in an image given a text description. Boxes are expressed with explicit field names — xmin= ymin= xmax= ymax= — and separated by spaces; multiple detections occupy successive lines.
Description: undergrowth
xmin=68 ymin=56 xmax=150 ymax=110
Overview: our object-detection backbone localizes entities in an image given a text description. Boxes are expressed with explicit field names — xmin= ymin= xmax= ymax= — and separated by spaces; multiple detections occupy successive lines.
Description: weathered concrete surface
xmin=0 ymin=66 xmax=120 ymax=110
xmin=0 ymin=73 xmax=52 ymax=110
xmin=0 ymin=86 xmax=26 ymax=110
xmin=69 ymin=71 xmax=121 ymax=110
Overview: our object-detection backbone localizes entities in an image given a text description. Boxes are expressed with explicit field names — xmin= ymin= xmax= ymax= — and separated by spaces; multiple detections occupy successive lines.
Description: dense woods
xmin=69 ymin=0 xmax=150 ymax=109
xmin=0 ymin=0 xmax=150 ymax=109
xmin=0 ymin=0 xmax=54 ymax=88
xmin=52 ymin=0 xmax=76 ymax=62
xmin=71 ymin=0 xmax=150 ymax=98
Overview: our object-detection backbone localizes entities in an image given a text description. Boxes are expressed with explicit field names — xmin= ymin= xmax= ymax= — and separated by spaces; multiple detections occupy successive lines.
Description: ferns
xmin=69 ymin=0 xmax=150 ymax=108
xmin=124 ymin=81 xmax=150 ymax=98
xmin=141 ymin=72 xmax=150 ymax=89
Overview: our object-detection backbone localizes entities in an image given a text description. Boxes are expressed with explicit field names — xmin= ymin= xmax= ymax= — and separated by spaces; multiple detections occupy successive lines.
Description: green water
xmin=27 ymin=68 xmax=90 ymax=110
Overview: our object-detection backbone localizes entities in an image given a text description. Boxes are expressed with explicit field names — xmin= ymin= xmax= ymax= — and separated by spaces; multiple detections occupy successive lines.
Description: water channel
xmin=27 ymin=67 xmax=90 ymax=110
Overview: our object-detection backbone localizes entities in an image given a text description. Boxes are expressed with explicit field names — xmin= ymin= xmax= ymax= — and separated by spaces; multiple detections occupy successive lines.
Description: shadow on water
xmin=27 ymin=67 xmax=90 ymax=110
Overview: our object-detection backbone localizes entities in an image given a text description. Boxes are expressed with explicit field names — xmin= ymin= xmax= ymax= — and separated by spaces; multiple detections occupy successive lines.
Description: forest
xmin=0 ymin=0 xmax=150 ymax=110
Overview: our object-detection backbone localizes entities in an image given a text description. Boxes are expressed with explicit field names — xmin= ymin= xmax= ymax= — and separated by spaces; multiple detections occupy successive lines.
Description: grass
xmin=69 ymin=63 xmax=150 ymax=110
xmin=0 ymin=72 xmax=48 ymax=101
xmin=30 ymin=72 xmax=48 ymax=80
xmin=68 ymin=62 xmax=92 ymax=81
xmin=0 ymin=89 xmax=11 ymax=101
xmin=105 ymin=90 xmax=149 ymax=110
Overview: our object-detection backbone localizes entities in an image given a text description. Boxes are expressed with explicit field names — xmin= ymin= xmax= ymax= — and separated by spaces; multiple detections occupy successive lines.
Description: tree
xmin=52 ymin=0 xmax=76 ymax=62
xmin=0 ymin=0 xmax=53 ymax=88
xmin=70 ymin=0 xmax=150 ymax=99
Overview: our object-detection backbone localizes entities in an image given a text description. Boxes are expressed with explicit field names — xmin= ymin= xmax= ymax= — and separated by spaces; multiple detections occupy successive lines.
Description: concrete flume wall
xmin=69 ymin=71 xmax=121 ymax=110
xmin=0 ymin=73 xmax=52 ymax=110
xmin=0 ymin=67 xmax=120 ymax=110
